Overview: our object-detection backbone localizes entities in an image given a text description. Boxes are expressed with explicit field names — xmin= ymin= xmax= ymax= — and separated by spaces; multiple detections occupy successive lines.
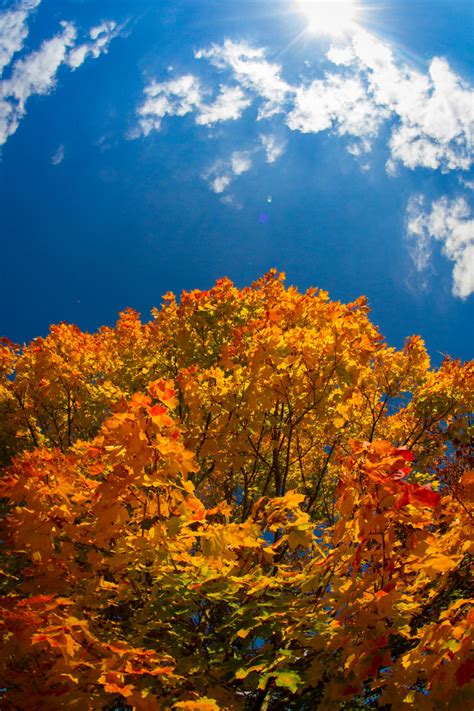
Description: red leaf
xmin=396 ymin=484 xmax=440 ymax=509
xmin=149 ymin=404 xmax=166 ymax=417
xmin=393 ymin=447 xmax=414 ymax=462
xmin=410 ymin=485 xmax=440 ymax=508
xmin=395 ymin=489 xmax=410 ymax=508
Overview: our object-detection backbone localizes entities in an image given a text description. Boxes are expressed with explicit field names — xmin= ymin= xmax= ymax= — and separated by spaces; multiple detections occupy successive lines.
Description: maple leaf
xmin=409 ymin=484 xmax=440 ymax=508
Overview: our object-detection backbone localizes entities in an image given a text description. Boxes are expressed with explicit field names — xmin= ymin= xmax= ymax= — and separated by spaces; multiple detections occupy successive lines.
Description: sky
xmin=0 ymin=0 xmax=473 ymax=364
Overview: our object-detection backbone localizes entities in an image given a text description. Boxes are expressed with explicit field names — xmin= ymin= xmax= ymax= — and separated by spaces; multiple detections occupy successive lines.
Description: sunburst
xmin=296 ymin=0 xmax=360 ymax=36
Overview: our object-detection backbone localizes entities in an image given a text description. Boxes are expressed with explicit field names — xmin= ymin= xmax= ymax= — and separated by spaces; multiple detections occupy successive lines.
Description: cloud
xmin=286 ymin=72 xmax=388 ymax=143
xmin=51 ymin=143 xmax=64 ymax=165
xmin=259 ymin=133 xmax=286 ymax=163
xmin=0 ymin=9 xmax=121 ymax=147
xmin=231 ymin=150 xmax=252 ymax=175
xmin=195 ymin=39 xmax=292 ymax=119
xmin=203 ymin=149 xmax=252 ymax=194
xmin=220 ymin=194 xmax=242 ymax=209
xmin=406 ymin=194 xmax=474 ymax=299
xmin=0 ymin=0 xmax=40 ymax=76
xmin=406 ymin=194 xmax=433 ymax=277
xmin=389 ymin=58 xmax=472 ymax=172
xmin=67 ymin=21 xmax=121 ymax=70
xmin=210 ymin=174 xmax=231 ymax=193
xmin=134 ymin=30 xmax=473 ymax=202
xmin=0 ymin=21 xmax=77 ymax=145
xmin=326 ymin=45 xmax=355 ymax=67
xmin=196 ymin=84 xmax=251 ymax=126
xmin=346 ymin=138 xmax=371 ymax=158
xmin=459 ymin=176 xmax=474 ymax=191
xmin=329 ymin=31 xmax=474 ymax=172
xmin=134 ymin=74 xmax=202 ymax=136
xmin=191 ymin=34 xmax=472 ymax=173
xmin=202 ymin=162 xmax=231 ymax=194
xmin=134 ymin=75 xmax=253 ymax=136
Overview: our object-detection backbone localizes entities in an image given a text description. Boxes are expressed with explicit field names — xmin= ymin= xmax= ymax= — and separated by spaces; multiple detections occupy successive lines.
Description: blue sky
xmin=0 ymin=0 xmax=473 ymax=363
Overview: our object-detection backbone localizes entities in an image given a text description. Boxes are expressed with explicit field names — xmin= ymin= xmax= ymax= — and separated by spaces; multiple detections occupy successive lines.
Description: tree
xmin=0 ymin=270 xmax=472 ymax=709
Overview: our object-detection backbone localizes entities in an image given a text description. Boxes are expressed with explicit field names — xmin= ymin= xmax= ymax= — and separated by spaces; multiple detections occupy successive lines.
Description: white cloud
xmin=193 ymin=33 xmax=472 ymax=171
xmin=134 ymin=75 xmax=252 ymax=136
xmin=195 ymin=39 xmax=292 ymax=119
xmin=0 ymin=10 xmax=121 ymax=147
xmin=0 ymin=21 xmax=77 ymax=145
xmin=406 ymin=194 xmax=474 ymax=299
xmin=286 ymin=72 xmax=387 ymax=143
xmin=329 ymin=30 xmax=474 ymax=172
xmin=406 ymin=194 xmax=433 ymax=275
xmin=346 ymin=138 xmax=371 ymax=157
xmin=259 ymin=133 xmax=286 ymax=163
xmin=51 ymin=143 xmax=64 ymax=165
xmin=0 ymin=0 xmax=40 ymax=76
xmin=196 ymin=84 xmax=251 ymax=126
xmin=134 ymin=74 xmax=202 ymax=136
xmin=66 ymin=44 xmax=88 ymax=70
xmin=202 ymin=160 xmax=229 ymax=194
xmin=67 ymin=20 xmax=120 ymax=70
xmin=326 ymin=44 xmax=355 ymax=67
xmin=210 ymin=174 xmax=231 ymax=193
xmin=3 ymin=21 xmax=76 ymax=105
xmin=231 ymin=150 xmax=252 ymax=175
xmin=203 ymin=149 xmax=252 ymax=195
xmin=90 ymin=22 xmax=113 ymax=42
xmin=388 ymin=58 xmax=473 ymax=172
xmin=459 ymin=176 xmax=474 ymax=191
xmin=220 ymin=194 xmax=242 ymax=209
xmin=133 ymin=30 xmax=473 ymax=198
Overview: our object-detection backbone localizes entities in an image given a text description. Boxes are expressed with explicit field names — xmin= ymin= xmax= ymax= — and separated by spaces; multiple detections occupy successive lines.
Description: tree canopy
xmin=1 ymin=270 xmax=473 ymax=709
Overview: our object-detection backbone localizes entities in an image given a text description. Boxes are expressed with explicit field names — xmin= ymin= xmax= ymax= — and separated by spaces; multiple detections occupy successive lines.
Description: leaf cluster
xmin=0 ymin=271 xmax=472 ymax=709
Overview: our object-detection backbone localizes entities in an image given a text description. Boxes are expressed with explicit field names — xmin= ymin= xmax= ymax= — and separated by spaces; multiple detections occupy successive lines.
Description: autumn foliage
xmin=0 ymin=270 xmax=473 ymax=709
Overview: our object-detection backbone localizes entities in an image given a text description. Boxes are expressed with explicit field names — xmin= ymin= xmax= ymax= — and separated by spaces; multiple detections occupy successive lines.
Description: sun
xmin=296 ymin=0 xmax=360 ymax=37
